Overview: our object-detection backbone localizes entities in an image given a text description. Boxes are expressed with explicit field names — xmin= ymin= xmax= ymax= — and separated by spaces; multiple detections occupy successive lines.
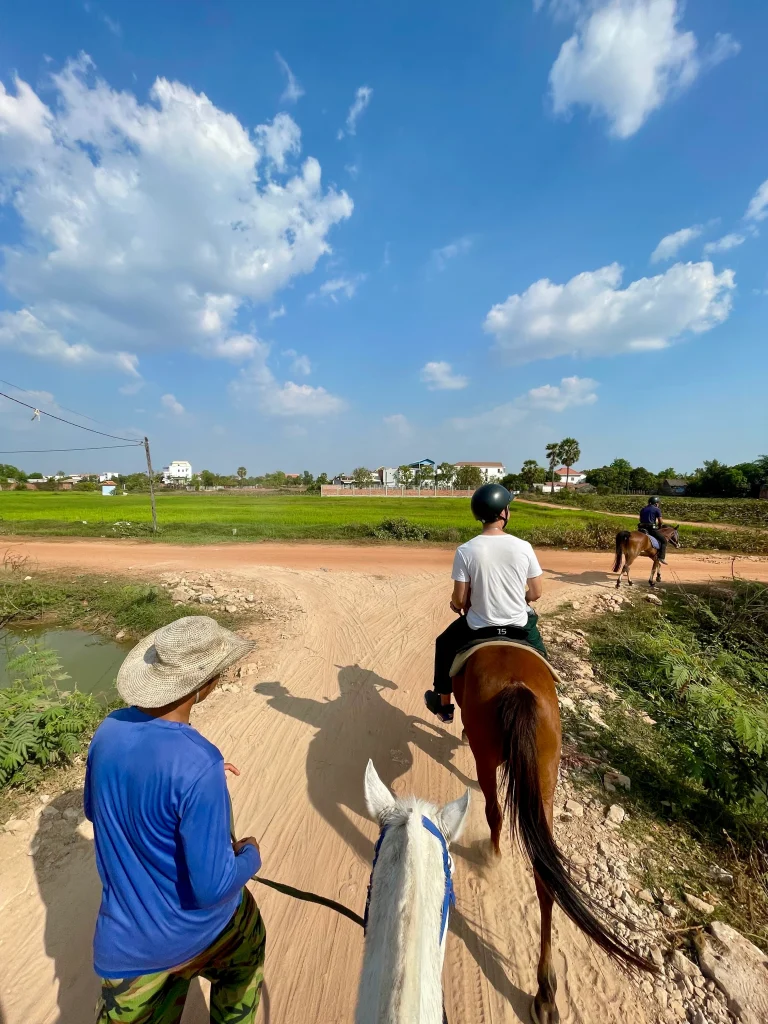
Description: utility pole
xmin=144 ymin=436 xmax=158 ymax=534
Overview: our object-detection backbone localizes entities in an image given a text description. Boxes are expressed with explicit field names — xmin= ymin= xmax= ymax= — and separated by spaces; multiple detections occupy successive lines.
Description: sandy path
xmin=1 ymin=541 xmax=766 ymax=1024
xmin=3 ymin=536 xmax=768 ymax=582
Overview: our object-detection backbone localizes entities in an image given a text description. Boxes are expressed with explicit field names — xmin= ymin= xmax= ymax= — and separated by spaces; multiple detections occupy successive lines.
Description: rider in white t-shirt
xmin=424 ymin=483 xmax=547 ymax=724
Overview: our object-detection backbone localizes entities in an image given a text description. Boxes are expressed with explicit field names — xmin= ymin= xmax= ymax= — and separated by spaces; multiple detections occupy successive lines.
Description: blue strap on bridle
xmin=363 ymin=816 xmax=455 ymax=945
xmin=420 ymin=815 xmax=455 ymax=945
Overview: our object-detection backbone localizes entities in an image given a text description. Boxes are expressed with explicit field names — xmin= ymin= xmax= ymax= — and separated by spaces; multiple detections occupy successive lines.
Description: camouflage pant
xmin=95 ymin=889 xmax=266 ymax=1024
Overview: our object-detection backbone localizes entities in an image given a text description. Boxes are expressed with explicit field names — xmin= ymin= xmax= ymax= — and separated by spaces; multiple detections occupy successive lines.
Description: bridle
xmin=364 ymin=815 xmax=456 ymax=944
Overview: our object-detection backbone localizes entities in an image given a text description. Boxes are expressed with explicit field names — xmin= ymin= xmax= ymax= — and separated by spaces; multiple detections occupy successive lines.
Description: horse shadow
xmin=449 ymin=907 xmax=533 ymax=1022
xmin=255 ymin=665 xmax=474 ymax=863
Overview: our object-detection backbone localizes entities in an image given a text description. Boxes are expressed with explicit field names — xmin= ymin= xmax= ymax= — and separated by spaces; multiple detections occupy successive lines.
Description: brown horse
xmin=453 ymin=644 xmax=653 ymax=1024
xmin=612 ymin=524 xmax=681 ymax=588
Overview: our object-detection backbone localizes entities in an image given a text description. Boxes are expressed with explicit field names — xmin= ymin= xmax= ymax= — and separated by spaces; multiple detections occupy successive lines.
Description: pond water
xmin=0 ymin=626 xmax=129 ymax=701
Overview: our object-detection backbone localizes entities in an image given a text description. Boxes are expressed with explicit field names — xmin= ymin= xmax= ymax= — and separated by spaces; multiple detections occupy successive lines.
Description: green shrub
xmin=585 ymin=583 xmax=768 ymax=829
xmin=0 ymin=645 xmax=105 ymax=788
xmin=372 ymin=517 xmax=428 ymax=541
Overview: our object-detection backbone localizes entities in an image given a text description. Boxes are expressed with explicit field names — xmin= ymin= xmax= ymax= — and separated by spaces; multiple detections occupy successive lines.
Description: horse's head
xmin=364 ymin=759 xmax=470 ymax=842
xmin=668 ymin=524 xmax=681 ymax=548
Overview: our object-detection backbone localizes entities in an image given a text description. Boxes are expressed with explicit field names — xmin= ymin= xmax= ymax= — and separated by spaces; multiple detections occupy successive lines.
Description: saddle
xmin=637 ymin=524 xmax=660 ymax=550
xmin=449 ymin=637 xmax=561 ymax=681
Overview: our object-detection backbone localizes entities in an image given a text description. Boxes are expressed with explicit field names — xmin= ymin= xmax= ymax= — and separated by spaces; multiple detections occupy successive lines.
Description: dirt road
xmin=1 ymin=541 xmax=766 ymax=1024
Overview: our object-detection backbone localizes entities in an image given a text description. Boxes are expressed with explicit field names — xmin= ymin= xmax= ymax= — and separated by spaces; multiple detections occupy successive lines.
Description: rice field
xmin=0 ymin=491 xmax=765 ymax=551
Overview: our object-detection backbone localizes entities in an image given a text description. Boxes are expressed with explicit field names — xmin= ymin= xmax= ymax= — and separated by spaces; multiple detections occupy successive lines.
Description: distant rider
xmin=424 ymin=483 xmax=547 ymax=724
xmin=638 ymin=496 xmax=667 ymax=564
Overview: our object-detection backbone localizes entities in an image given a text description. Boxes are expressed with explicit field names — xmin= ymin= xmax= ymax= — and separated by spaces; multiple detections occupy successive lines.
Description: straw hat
xmin=117 ymin=616 xmax=255 ymax=708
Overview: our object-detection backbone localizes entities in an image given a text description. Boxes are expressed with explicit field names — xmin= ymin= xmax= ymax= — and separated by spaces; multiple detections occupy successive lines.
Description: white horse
xmin=356 ymin=760 xmax=470 ymax=1024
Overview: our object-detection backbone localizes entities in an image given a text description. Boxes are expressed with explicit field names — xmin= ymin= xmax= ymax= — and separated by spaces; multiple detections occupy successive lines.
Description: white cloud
xmin=703 ymin=232 xmax=746 ymax=256
xmin=282 ymin=348 xmax=311 ymax=375
xmin=205 ymin=334 xmax=261 ymax=361
xmin=337 ymin=85 xmax=372 ymax=139
xmin=420 ymin=361 xmax=469 ymax=391
xmin=309 ymin=274 xmax=366 ymax=303
xmin=229 ymin=343 xmax=345 ymax=417
xmin=83 ymin=3 xmax=121 ymax=36
xmin=650 ymin=224 xmax=703 ymax=263
xmin=745 ymin=179 xmax=768 ymax=222
xmin=0 ymin=57 xmax=353 ymax=375
xmin=431 ymin=236 xmax=472 ymax=271
xmin=453 ymin=375 xmax=598 ymax=431
xmin=0 ymin=309 xmax=139 ymax=375
xmin=161 ymin=393 xmax=185 ymax=416
xmin=549 ymin=0 xmax=739 ymax=139
xmin=276 ymin=52 xmax=304 ymax=104
xmin=269 ymin=305 xmax=286 ymax=321
xmin=484 ymin=260 xmax=734 ymax=363
xmin=383 ymin=413 xmax=411 ymax=437
xmin=526 ymin=375 xmax=599 ymax=411
xmin=119 ymin=380 xmax=144 ymax=395
xmin=344 ymin=162 xmax=359 ymax=178
xmin=260 ymin=381 xmax=346 ymax=417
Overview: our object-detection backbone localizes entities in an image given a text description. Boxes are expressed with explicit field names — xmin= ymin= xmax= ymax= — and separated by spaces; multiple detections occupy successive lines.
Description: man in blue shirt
xmin=638 ymin=496 xmax=667 ymax=564
xmin=86 ymin=616 xmax=265 ymax=1024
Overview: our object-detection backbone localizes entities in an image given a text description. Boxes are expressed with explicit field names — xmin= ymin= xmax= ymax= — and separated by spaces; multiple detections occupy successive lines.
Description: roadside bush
xmin=372 ymin=517 xmax=428 ymax=541
xmin=0 ymin=645 xmax=104 ymax=789
xmin=586 ymin=583 xmax=768 ymax=830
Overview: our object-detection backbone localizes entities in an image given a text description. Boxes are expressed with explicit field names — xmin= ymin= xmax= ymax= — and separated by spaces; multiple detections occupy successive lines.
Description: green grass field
xmin=1 ymin=491 xmax=766 ymax=551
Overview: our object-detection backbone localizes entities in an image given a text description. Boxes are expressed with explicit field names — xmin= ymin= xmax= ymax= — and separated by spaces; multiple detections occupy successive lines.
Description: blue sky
xmin=0 ymin=0 xmax=766 ymax=477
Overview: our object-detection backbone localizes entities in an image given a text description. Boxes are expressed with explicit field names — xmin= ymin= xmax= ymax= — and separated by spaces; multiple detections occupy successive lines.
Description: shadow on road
xmin=256 ymin=664 xmax=474 ymax=863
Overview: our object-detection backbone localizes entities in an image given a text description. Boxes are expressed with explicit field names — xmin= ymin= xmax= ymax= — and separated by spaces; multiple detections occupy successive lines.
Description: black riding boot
xmin=657 ymin=537 xmax=667 ymax=563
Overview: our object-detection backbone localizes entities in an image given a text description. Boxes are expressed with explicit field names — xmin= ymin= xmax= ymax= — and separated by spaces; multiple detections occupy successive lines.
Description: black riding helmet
xmin=471 ymin=483 xmax=512 ymax=524
xmin=648 ymin=496 xmax=659 ymax=505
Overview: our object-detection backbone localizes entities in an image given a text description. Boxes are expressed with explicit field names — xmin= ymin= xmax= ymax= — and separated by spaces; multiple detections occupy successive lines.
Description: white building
xmin=454 ymin=461 xmax=506 ymax=482
xmin=376 ymin=467 xmax=398 ymax=487
xmin=162 ymin=460 xmax=193 ymax=485
xmin=538 ymin=467 xmax=587 ymax=493
xmin=99 ymin=471 xmax=119 ymax=483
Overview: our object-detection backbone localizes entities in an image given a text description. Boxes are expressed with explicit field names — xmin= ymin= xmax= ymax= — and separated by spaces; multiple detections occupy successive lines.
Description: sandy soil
xmin=1 ymin=541 xmax=766 ymax=1024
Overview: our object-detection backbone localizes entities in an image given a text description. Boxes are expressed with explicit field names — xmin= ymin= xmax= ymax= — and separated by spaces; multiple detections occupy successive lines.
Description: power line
xmin=0 ymin=390 xmax=140 ymax=442
xmin=0 ymin=444 xmax=143 ymax=454
xmin=0 ymin=376 xmax=110 ymax=428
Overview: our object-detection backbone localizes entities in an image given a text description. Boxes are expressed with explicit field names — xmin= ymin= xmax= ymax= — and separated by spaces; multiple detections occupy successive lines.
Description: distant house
xmin=376 ymin=467 xmax=398 ymax=487
xmin=284 ymin=473 xmax=300 ymax=480
xmin=661 ymin=478 xmax=688 ymax=496
xmin=574 ymin=482 xmax=596 ymax=493
xmin=99 ymin=471 xmax=119 ymax=483
xmin=162 ymin=460 xmax=193 ymax=485
xmin=554 ymin=467 xmax=587 ymax=486
xmin=332 ymin=474 xmax=354 ymax=487
xmin=454 ymin=461 xmax=506 ymax=482
xmin=101 ymin=481 xmax=117 ymax=496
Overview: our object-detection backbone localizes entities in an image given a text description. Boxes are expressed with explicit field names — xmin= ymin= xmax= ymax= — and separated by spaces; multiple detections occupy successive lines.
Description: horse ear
xmin=438 ymin=789 xmax=470 ymax=844
xmin=364 ymin=760 xmax=395 ymax=822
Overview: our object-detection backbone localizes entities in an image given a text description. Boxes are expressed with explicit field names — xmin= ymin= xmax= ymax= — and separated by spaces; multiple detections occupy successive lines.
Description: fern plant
xmin=0 ymin=643 xmax=103 ymax=788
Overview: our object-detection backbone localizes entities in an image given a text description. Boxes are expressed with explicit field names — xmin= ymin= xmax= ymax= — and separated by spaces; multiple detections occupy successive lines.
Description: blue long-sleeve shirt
xmin=84 ymin=707 xmax=260 ymax=978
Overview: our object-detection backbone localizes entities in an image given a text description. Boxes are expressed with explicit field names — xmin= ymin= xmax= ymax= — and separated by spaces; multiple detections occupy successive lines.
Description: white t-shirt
xmin=452 ymin=533 xmax=543 ymax=630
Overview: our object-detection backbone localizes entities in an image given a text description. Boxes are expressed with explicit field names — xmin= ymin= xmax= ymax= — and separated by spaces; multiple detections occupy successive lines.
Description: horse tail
xmin=497 ymin=684 xmax=653 ymax=973
xmin=613 ymin=531 xmax=630 ymax=573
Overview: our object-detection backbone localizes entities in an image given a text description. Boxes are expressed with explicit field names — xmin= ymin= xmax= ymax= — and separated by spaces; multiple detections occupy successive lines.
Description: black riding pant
xmin=641 ymin=525 xmax=667 ymax=561
xmin=433 ymin=613 xmax=547 ymax=696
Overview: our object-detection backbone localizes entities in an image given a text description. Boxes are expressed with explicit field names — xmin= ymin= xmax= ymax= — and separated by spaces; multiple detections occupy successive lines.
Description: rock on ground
xmin=696 ymin=921 xmax=768 ymax=1024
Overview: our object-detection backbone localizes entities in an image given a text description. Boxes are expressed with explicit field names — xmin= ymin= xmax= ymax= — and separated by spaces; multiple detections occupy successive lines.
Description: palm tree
xmin=558 ymin=437 xmax=581 ymax=490
xmin=236 ymin=466 xmax=247 ymax=487
xmin=545 ymin=442 xmax=561 ymax=493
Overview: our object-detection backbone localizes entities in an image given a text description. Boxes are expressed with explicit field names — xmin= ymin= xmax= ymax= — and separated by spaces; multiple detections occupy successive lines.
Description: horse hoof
xmin=531 ymin=997 xmax=559 ymax=1024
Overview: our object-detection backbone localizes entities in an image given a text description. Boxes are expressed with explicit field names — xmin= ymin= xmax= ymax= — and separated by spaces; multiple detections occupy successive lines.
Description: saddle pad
xmin=648 ymin=535 xmax=660 ymax=550
xmin=449 ymin=639 xmax=562 ymax=683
